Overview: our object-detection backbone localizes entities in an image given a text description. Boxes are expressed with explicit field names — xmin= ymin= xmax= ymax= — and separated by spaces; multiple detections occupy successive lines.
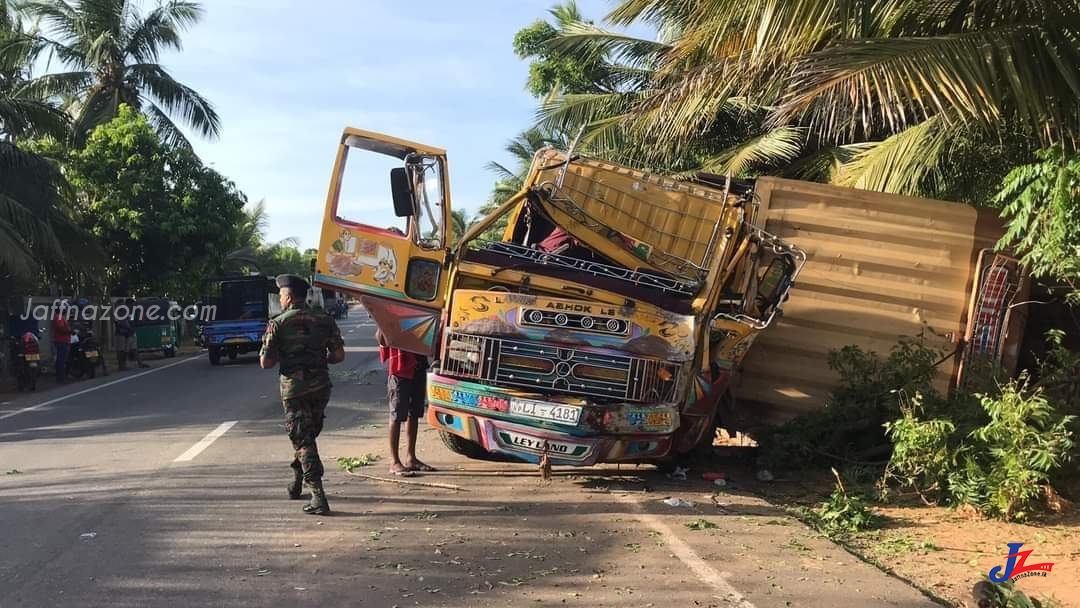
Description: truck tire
xmin=438 ymin=431 xmax=524 ymax=463
xmin=439 ymin=431 xmax=490 ymax=460
xmin=208 ymin=346 xmax=221 ymax=365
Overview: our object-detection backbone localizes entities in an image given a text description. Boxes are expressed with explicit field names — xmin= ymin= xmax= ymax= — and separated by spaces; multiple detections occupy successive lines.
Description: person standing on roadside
xmin=114 ymin=299 xmax=148 ymax=370
xmin=376 ymin=328 xmax=436 ymax=477
xmin=260 ymin=274 xmax=345 ymax=516
xmin=50 ymin=301 xmax=72 ymax=383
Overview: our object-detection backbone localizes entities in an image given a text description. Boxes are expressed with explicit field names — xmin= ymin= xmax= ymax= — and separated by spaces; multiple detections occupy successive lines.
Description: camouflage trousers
xmin=283 ymin=387 xmax=331 ymax=485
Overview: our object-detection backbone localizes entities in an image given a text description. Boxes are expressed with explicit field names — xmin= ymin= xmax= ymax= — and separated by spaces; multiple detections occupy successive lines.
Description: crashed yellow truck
xmin=312 ymin=127 xmax=1027 ymax=469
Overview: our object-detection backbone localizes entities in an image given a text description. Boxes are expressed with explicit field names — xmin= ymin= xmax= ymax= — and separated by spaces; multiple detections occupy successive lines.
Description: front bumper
xmin=426 ymin=373 xmax=678 ymax=466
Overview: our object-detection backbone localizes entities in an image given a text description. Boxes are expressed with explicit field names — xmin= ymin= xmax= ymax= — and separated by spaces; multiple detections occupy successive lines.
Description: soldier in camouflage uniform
xmin=260 ymin=274 xmax=345 ymax=515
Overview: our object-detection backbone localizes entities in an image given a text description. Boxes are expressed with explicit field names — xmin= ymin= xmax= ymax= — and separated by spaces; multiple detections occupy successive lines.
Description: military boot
xmin=302 ymin=480 xmax=330 ymax=515
xmin=287 ymin=460 xmax=303 ymax=500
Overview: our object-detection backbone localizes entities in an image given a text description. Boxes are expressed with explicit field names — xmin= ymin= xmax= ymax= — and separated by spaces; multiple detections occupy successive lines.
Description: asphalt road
xmin=0 ymin=307 xmax=943 ymax=608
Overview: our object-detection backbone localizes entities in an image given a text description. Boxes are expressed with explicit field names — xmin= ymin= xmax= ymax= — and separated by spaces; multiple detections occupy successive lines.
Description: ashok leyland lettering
xmin=313 ymin=127 xmax=804 ymax=468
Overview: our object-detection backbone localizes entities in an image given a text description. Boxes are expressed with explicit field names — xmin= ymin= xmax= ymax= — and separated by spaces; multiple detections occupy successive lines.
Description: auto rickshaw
xmin=132 ymin=297 xmax=179 ymax=357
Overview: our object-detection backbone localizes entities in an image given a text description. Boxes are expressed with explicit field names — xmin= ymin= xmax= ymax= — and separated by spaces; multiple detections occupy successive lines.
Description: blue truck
xmin=198 ymin=275 xmax=277 ymax=365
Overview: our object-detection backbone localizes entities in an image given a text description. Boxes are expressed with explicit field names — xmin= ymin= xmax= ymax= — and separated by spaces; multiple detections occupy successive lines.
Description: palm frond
xmin=484 ymin=160 xmax=518 ymax=181
xmin=687 ymin=126 xmax=805 ymax=177
xmin=123 ymin=0 xmax=203 ymax=63
xmin=0 ymin=94 xmax=70 ymax=138
xmin=0 ymin=140 xmax=68 ymax=210
xmin=14 ymin=69 xmax=92 ymax=100
xmin=0 ymin=213 xmax=38 ymax=280
xmin=550 ymin=21 xmax=670 ymax=66
xmin=15 ymin=0 xmax=82 ymax=49
xmin=605 ymin=0 xmax=699 ymax=30
xmin=778 ymin=143 xmax=868 ymax=183
xmin=832 ymin=115 xmax=968 ymax=196
xmin=535 ymin=89 xmax=645 ymax=135
xmin=139 ymin=97 xmax=193 ymax=150
xmin=127 ymin=62 xmax=220 ymax=139
xmin=0 ymin=190 xmax=62 ymax=253
xmin=775 ymin=23 xmax=1080 ymax=144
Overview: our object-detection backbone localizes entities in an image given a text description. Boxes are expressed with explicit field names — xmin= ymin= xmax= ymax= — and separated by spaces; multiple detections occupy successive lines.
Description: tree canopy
xmin=63 ymin=105 xmax=245 ymax=300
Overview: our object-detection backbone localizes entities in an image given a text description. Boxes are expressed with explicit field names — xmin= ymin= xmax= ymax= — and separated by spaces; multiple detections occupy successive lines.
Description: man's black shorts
xmin=388 ymin=374 xmax=426 ymax=422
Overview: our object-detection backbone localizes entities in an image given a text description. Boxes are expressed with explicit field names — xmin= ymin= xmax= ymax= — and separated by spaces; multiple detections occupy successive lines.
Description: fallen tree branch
xmin=344 ymin=470 xmax=468 ymax=491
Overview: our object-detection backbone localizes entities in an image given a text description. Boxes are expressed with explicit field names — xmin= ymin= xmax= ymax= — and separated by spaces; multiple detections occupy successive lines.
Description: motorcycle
xmin=68 ymin=330 xmax=105 ymax=380
xmin=10 ymin=330 xmax=41 ymax=392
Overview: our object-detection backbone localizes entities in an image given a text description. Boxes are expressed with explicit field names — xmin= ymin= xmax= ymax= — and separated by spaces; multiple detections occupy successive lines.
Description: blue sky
xmin=157 ymin=0 xmax=652 ymax=251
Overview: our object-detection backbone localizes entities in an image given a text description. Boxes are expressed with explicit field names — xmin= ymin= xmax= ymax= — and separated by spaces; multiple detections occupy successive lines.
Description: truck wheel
xmin=208 ymin=346 xmax=221 ymax=365
xmin=438 ymin=431 xmax=521 ymax=462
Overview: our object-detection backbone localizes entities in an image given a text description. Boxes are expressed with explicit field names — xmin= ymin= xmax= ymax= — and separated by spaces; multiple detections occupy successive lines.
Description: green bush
xmin=757 ymin=333 xmax=947 ymax=471
xmin=813 ymin=469 xmax=884 ymax=539
xmin=882 ymin=375 xmax=1075 ymax=521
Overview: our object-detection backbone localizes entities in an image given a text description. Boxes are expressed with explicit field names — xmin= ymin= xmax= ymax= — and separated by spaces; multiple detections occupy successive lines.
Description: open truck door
xmin=312 ymin=128 xmax=452 ymax=356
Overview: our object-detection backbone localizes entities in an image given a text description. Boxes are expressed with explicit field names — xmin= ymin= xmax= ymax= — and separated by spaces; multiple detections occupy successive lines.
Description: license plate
xmin=509 ymin=399 xmax=581 ymax=425
xmin=28 ymin=362 xmax=37 ymax=368
xmin=224 ymin=338 xmax=248 ymax=344
xmin=24 ymin=354 xmax=39 ymax=361
xmin=85 ymin=350 xmax=98 ymax=358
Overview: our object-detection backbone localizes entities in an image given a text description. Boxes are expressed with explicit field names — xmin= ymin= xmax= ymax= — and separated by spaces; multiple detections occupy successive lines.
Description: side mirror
xmin=390 ymin=167 xmax=414 ymax=218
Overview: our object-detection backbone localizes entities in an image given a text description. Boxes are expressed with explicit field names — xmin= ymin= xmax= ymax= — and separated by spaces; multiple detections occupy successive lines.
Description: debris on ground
xmin=666 ymin=466 xmax=689 ymax=481
xmin=662 ymin=497 xmax=694 ymax=507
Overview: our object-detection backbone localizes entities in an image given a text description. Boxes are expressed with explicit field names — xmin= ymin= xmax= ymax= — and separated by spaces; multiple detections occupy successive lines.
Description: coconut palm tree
xmin=1 ymin=4 xmax=99 ymax=288
xmin=525 ymin=2 xmax=803 ymax=179
xmin=8 ymin=0 xmax=219 ymax=149
xmin=223 ymin=199 xmax=306 ymax=275
xmin=536 ymin=0 xmax=1080 ymax=198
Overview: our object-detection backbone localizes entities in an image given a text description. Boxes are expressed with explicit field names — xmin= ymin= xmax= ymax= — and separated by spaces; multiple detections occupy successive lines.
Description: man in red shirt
xmin=51 ymin=303 xmax=73 ymax=383
xmin=376 ymin=328 xmax=436 ymax=476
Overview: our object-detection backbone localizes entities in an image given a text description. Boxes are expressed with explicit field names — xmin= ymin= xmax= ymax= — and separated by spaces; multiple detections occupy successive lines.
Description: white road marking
xmin=616 ymin=494 xmax=756 ymax=607
xmin=344 ymin=346 xmax=379 ymax=352
xmin=0 ymin=355 xmax=199 ymax=421
xmin=173 ymin=420 xmax=238 ymax=462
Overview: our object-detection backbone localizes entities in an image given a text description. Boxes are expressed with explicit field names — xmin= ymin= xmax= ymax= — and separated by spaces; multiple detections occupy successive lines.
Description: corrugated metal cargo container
xmin=732 ymin=177 xmax=1030 ymax=426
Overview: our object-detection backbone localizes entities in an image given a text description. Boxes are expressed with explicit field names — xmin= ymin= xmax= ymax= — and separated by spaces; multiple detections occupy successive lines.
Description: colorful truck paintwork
xmin=313 ymin=127 xmax=805 ymax=467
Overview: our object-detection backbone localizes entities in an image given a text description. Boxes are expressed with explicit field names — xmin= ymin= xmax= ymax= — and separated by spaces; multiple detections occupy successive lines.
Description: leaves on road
xmin=685 ymin=518 xmax=719 ymax=530
xmin=338 ymin=454 xmax=380 ymax=471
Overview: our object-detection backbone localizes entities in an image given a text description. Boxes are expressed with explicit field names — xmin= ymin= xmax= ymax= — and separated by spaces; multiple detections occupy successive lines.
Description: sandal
xmin=408 ymin=462 xmax=437 ymax=472
xmin=389 ymin=467 xmax=415 ymax=477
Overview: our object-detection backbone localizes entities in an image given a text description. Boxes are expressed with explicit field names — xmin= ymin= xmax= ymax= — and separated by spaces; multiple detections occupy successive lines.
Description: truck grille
xmin=442 ymin=333 xmax=681 ymax=403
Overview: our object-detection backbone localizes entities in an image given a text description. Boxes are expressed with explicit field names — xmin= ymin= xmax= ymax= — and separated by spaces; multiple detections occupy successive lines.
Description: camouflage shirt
xmin=260 ymin=303 xmax=344 ymax=399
